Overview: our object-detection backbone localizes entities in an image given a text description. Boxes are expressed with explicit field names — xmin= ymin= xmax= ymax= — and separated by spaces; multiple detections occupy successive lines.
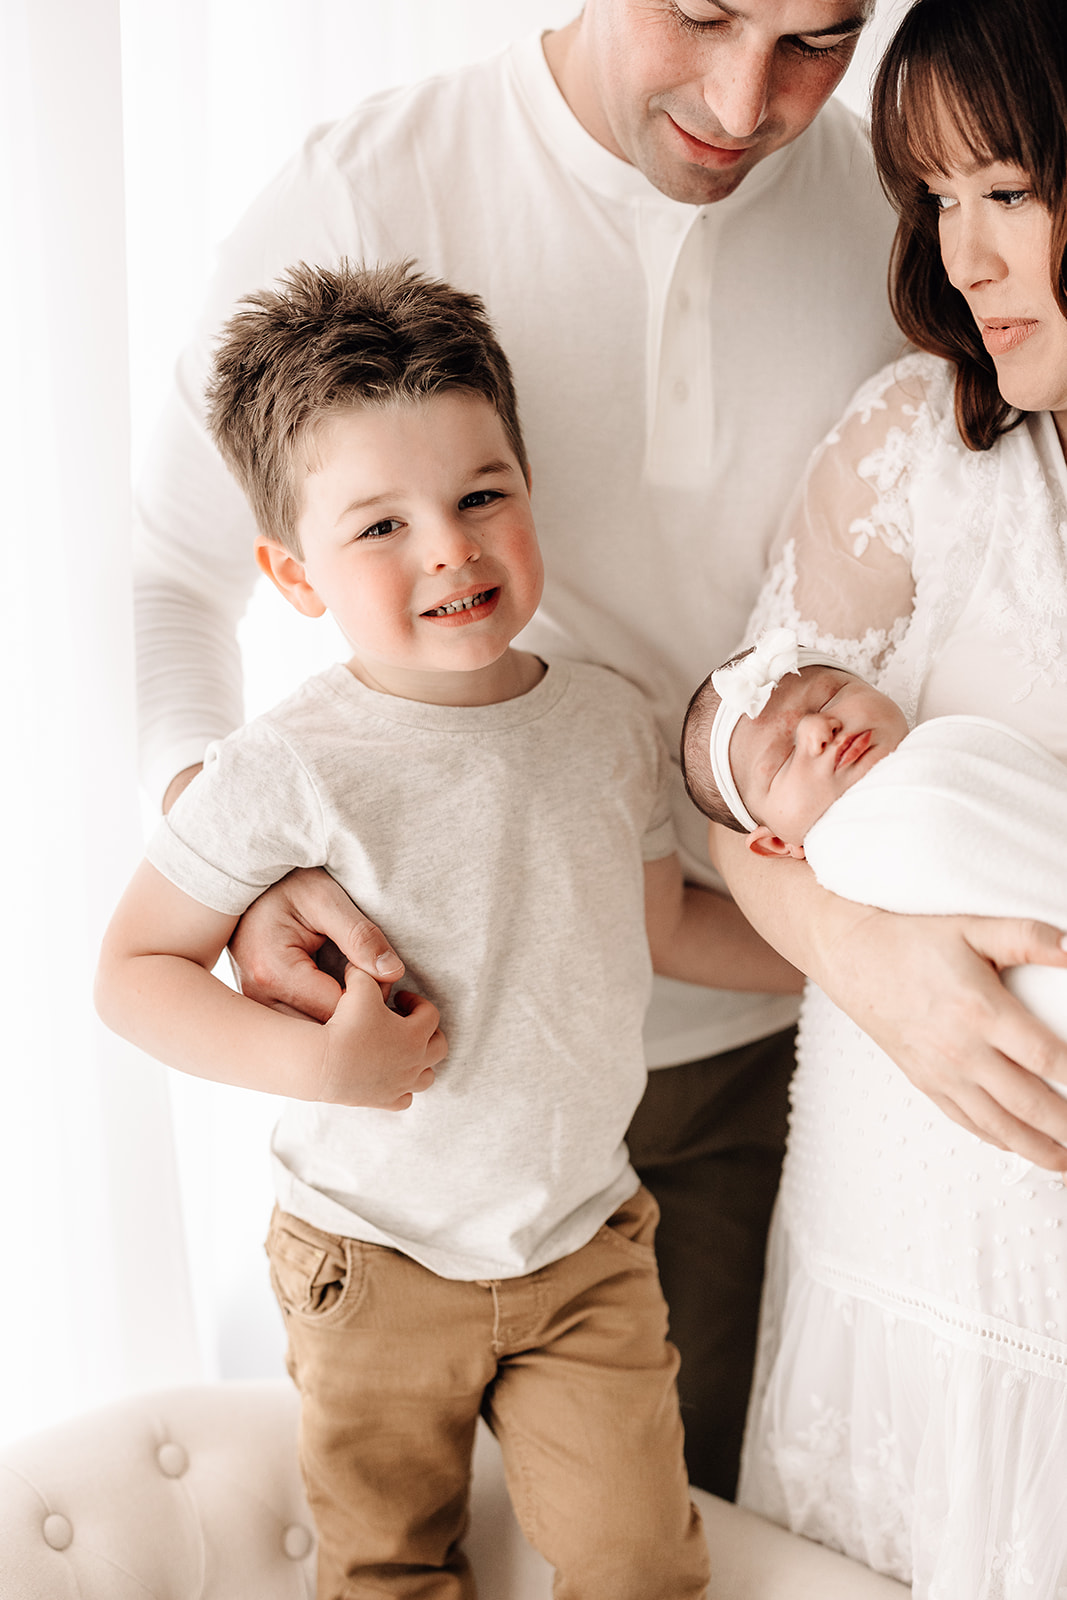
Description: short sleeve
xmin=146 ymin=719 xmax=327 ymax=915
xmin=746 ymin=356 xmax=946 ymax=680
xmin=641 ymin=712 xmax=679 ymax=864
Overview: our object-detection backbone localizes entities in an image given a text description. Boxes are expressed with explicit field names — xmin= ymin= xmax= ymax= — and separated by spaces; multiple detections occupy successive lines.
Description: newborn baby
xmin=682 ymin=627 xmax=1067 ymax=1168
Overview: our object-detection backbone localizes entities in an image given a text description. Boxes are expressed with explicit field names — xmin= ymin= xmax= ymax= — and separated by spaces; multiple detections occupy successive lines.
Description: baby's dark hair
xmin=680 ymin=647 xmax=756 ymax=834
xmin=205 ymin=258 xmax=529 ymax=556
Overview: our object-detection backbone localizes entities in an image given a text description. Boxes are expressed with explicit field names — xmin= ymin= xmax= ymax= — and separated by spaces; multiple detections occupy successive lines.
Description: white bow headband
xmin=709 ymin=627 xmax=850 ymax=830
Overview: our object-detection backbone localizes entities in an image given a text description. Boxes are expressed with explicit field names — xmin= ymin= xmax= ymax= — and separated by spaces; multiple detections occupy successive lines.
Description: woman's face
xmin=921 ymin=113 xmax=1067 ymax=438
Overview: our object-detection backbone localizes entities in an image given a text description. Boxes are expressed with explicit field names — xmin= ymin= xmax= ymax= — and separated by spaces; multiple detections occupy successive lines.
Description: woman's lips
xmin=981 ymin=318 xmax=1040 ymax=356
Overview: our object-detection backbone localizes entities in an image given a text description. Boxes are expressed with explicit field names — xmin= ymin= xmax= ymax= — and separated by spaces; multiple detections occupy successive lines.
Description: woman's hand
xmin=817 ymin=906 xmax=1067 ymax=1169
xmin=228 ymin=867 xmax=405 ymax=1023
xmin=714 ymin=825 xmax=1067 ymax=1168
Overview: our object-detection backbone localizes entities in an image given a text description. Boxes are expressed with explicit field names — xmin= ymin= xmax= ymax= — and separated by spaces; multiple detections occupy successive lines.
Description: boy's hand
xmin=229 ymin=867 xmax=405 ymax=1022
xmin=318 ymin=967 xmax=446 ymax=1110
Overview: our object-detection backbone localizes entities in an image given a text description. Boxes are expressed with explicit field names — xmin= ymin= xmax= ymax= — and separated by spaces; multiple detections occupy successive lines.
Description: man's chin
xmin=641 ymin=153 xmax=759 ymax=205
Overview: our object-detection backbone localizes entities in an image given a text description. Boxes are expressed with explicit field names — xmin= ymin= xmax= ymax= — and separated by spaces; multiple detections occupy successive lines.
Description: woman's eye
xmin=988 ymin=188 xmax=1030 ymax=208
xmin=927 ymin=191 xmax=957 ymax=212
xmin=358 ymin=518 xmax=402 ymax=541
xmin=459 ymin=489 xmax=502 ymax=510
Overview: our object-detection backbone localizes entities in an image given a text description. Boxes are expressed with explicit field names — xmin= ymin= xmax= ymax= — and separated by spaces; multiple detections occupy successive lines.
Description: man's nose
xmin=703 ymin=39 xmax=772 ymax=140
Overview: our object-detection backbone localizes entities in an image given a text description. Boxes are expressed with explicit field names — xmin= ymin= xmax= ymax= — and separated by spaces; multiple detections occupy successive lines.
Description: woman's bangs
xmin=897 ymin=58 xmax=1023 ymax=189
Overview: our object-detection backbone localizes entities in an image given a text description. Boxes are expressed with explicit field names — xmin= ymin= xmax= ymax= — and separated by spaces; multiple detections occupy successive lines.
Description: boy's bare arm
xmin=643 ymin=853 xmax=803 ymax=995
xmin=95 ymin=860 xmax=445 ymax=1109
xmin=711 ymin=823 xmax=1067 ymax=1169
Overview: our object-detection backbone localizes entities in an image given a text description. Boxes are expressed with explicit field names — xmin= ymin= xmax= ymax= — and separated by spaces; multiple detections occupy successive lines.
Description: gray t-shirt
xmin=150 ymin=658 xmax=675 ymax=1279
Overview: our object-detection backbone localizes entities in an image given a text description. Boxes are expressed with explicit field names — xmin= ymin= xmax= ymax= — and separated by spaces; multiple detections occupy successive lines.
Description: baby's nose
xmin=798 ymin=711 xmax=836 ymax=752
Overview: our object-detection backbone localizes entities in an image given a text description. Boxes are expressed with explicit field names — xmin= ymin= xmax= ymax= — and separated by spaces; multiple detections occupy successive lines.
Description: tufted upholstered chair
xmin=0 ymin=1380 xmax=911 ymax=1598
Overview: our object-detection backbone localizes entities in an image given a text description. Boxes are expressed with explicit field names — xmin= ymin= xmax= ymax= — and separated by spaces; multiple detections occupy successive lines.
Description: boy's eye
xmin=459 ymin=489 xmax=503 ymax=510
xmin=358 ymin=518 xmax=402 ymax=541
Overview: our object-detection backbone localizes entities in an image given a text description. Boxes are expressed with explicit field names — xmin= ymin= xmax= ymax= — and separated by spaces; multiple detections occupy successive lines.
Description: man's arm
xmin=95 ymin=860 xmax=444 ymax=1110
xmin=643 ymin=853 xmax=803 ymax=995
xmin=712 ymin=824 xmax=1067 ymax=1168
xmin=163 ymin=770 xmax=405 ymax=1019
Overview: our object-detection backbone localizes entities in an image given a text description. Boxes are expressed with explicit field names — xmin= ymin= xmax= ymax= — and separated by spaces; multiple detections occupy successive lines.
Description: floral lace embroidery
xmin=982 ymin=438 xmax=1067 ymax=698
xmin=747 ymin=538 xmax=911 ymax=684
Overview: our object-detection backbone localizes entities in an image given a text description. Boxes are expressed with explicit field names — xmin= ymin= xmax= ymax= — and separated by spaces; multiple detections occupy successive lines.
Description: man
xmin=136 ymin=0 xmax=1067 ymax=1500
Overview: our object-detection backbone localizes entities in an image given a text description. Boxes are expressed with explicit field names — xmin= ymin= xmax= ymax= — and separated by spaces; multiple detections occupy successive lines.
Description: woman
xmin=730 ymin=1 xmax=1067 ymax=1594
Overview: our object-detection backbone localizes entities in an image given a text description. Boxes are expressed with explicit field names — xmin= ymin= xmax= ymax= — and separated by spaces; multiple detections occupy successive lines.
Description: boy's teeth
xmin=427 ymin=590 xmax=491 ymax=616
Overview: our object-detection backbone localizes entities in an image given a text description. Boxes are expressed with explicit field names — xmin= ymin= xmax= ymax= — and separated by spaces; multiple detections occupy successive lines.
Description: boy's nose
xmin=424 ymin=516 xmax=480 ymax=572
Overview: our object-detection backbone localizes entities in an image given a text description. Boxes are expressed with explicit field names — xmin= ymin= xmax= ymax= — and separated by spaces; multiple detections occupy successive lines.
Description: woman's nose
xmin=941 ymin=208 xmax=1007 ymax=293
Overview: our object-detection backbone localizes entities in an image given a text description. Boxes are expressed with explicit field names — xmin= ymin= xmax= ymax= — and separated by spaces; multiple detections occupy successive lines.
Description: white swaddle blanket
xmin=804 ymin=714 xmax=1067 ymax=1171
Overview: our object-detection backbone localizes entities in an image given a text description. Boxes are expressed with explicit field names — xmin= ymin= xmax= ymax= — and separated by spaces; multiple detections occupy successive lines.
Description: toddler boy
xmin=97 ymin=263 xmax=799 ymax=1599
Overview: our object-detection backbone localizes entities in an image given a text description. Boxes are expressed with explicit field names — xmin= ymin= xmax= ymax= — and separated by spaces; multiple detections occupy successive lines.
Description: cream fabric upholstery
xmin=0 ymin=1381 xmax=910 ymax=1597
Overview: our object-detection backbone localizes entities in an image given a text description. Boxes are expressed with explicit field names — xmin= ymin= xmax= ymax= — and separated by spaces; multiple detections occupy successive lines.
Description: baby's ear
xmin=747 ymin=826 xmax=806 ymax=861
xmin=255 ymin=538 xmax=326 ymax=618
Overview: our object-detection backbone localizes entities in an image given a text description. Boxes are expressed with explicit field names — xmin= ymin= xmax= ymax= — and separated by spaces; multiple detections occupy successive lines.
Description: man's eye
xmin=459 ymin=490 xmax=502 ymax=510
xmin=786 ymin=35 xmax=852 ymax=59
xmin=358 ymin=518 xmax=402 ymax=541
xmin=669 ymin=3 xmax=722 ymax=32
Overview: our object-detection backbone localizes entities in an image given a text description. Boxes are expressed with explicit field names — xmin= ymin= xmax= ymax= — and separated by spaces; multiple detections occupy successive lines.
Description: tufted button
xmin=43 ymin=1513 xmax=73 ymax=1550
xmin=283 ymin=1523 xmax=313 ymax=1560
xmin=157 ymin=1442 xmax=188 ymax=1478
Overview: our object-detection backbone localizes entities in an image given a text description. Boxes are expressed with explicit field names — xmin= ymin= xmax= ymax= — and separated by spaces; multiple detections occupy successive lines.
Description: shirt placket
xmin=638 ymin=202 xmax=717 ymax=490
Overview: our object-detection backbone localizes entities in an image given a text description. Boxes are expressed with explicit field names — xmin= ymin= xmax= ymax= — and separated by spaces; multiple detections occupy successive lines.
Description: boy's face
xmin=729 ymin=665 xmax=908 ymax=853
xmin=261 ymin=392 xmax=544 ymax=704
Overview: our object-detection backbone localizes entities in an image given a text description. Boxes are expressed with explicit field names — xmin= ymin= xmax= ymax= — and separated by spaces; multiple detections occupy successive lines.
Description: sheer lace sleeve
xmin=747 ymin=356 xmax=946 ymax=683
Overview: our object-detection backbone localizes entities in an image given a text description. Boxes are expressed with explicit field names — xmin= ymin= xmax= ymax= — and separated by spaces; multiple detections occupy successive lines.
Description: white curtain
xmin=1 ymin=0 xmax=906 ymax=1446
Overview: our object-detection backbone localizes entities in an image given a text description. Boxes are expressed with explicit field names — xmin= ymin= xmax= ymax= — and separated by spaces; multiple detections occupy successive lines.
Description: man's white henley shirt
xmin=134 ymin=32 xmax=901 ymax=1067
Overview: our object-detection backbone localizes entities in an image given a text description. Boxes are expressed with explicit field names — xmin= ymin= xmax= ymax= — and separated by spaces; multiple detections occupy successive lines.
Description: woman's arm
xmin=712 ymin=825 xmax=1067 ymax=1168
xmin=95 ymin=860 xmax=444 ymax=1109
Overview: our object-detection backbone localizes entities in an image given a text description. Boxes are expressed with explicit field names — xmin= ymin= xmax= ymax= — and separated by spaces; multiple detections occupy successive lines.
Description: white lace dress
xmin=737 ymin=352 xmax=1067 ymax=1600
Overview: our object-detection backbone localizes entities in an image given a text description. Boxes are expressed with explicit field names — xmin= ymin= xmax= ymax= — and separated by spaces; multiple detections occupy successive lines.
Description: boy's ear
xmin=746 ymin=825 xmax=806 ymax=862
xmin=255 ymin=537 xmax=326 ymax=618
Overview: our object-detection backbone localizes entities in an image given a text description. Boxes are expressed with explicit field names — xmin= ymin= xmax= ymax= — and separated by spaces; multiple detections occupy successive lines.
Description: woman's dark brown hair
xmin=870 ymin=0 xmax=1067 ymax=450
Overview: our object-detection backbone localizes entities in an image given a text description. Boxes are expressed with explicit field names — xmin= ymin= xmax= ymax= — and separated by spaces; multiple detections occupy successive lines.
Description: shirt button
xmin=677 ymin=289 xmax=691 ymax=313
xmin=673 ymin=378 xmax=689 ymax=403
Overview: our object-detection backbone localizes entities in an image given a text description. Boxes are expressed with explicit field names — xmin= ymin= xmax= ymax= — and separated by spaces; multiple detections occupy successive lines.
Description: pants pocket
xmin=265 ymin=1207 xmax=363 ymax=1322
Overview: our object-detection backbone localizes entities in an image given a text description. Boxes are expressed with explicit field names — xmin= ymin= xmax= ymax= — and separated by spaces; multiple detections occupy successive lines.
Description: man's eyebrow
xmin=705 ymin=0 xmax=867 ymax=37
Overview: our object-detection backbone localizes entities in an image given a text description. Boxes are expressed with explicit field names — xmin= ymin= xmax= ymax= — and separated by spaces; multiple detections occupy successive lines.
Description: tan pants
xmin=266 ymin=1186 xmax=709 ymax=1600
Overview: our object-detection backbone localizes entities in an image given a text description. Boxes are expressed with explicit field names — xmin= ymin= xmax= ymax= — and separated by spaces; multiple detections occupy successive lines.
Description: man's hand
xmin=814 ymin=906 xmax=1067 ymax=1170
xmin=318 ymin=969 xmax=446 ymax=1110
xmin=229 ymin=867 xmax=405 ymax=1023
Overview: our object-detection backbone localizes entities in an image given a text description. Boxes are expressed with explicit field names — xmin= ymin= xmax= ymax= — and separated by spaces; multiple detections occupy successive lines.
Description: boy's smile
xmin=258 ymin=392 xmax=545 ymax=706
